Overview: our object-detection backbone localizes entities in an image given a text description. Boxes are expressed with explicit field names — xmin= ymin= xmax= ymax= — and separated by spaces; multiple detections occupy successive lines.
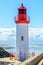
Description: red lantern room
xmin=15 ymin=4 xmax=30 ymax=24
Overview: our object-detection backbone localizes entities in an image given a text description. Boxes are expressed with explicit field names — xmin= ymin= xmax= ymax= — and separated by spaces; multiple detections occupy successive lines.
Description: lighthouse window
xmin=21 ymin=36 xmax=24 ymax=41
xmin=19 ymin=9 xmax=26 ymax=14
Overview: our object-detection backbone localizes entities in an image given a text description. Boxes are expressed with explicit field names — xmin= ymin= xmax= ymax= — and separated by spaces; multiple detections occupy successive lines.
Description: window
xmin=21 ymin=36 xmax=24 ymax=41
xmin=19 ymin=9 xmax=26 ymax=14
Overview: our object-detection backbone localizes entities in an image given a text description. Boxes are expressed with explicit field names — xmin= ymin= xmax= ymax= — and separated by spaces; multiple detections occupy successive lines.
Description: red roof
xmin=18 ymin=4 xmax=26 ymax=10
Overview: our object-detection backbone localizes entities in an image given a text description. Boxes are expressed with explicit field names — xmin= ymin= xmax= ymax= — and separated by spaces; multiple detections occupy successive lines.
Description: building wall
xmin=16 ymin=24 xmax=29 ymax=61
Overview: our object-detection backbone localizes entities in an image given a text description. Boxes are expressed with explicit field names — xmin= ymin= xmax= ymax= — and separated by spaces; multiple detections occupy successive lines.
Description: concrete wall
xmin=20 ymin=52 xmax=43 ymax=65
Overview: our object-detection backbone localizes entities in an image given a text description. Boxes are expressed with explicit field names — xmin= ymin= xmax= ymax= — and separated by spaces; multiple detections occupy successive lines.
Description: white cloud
xmin=29 ymin=28 xmax=43 ymax=39
xmin=0 ymin=27 xmax=43 ymax=41
xmin=0 ymin=28 xmax=16 ymax=41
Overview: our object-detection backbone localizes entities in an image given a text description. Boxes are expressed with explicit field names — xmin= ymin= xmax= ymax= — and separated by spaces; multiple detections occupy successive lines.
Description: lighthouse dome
xmin=18 ymin=4 xmax=26 ymax=10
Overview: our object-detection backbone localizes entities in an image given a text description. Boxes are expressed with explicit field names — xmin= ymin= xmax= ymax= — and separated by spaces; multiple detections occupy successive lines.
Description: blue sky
xmin=0 ymin=0 xmax=43 ymax=28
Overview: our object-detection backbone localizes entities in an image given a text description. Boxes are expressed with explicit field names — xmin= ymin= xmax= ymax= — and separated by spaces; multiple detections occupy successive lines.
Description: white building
xmin=15 ymin=4 xmax=30 ymax=61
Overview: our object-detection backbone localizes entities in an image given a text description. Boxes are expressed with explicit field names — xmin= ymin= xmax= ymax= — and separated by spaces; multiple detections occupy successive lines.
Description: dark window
xmin=19 ymin=9 xmax=26 ymax=14
xmin=21 ymin=36 xmax=24 ymax=41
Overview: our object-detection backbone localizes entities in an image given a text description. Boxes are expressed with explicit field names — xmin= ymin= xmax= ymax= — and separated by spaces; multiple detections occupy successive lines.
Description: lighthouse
xmin=15 ymin=4 xmax=30 ymax=61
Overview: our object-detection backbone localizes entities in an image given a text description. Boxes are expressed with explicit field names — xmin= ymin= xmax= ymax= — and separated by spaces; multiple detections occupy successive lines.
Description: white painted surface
xmin=16 ymin=24 xmax=29 ymax=61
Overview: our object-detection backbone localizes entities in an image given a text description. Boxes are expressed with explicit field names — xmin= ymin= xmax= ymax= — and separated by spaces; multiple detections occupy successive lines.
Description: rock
xmin=0 ymin=47 xmax=9 ymax=58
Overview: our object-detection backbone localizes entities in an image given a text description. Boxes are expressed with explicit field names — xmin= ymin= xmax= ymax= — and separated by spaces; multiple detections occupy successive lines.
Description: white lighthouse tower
xmin=15 ymin=4 xmax=30 ymax=61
